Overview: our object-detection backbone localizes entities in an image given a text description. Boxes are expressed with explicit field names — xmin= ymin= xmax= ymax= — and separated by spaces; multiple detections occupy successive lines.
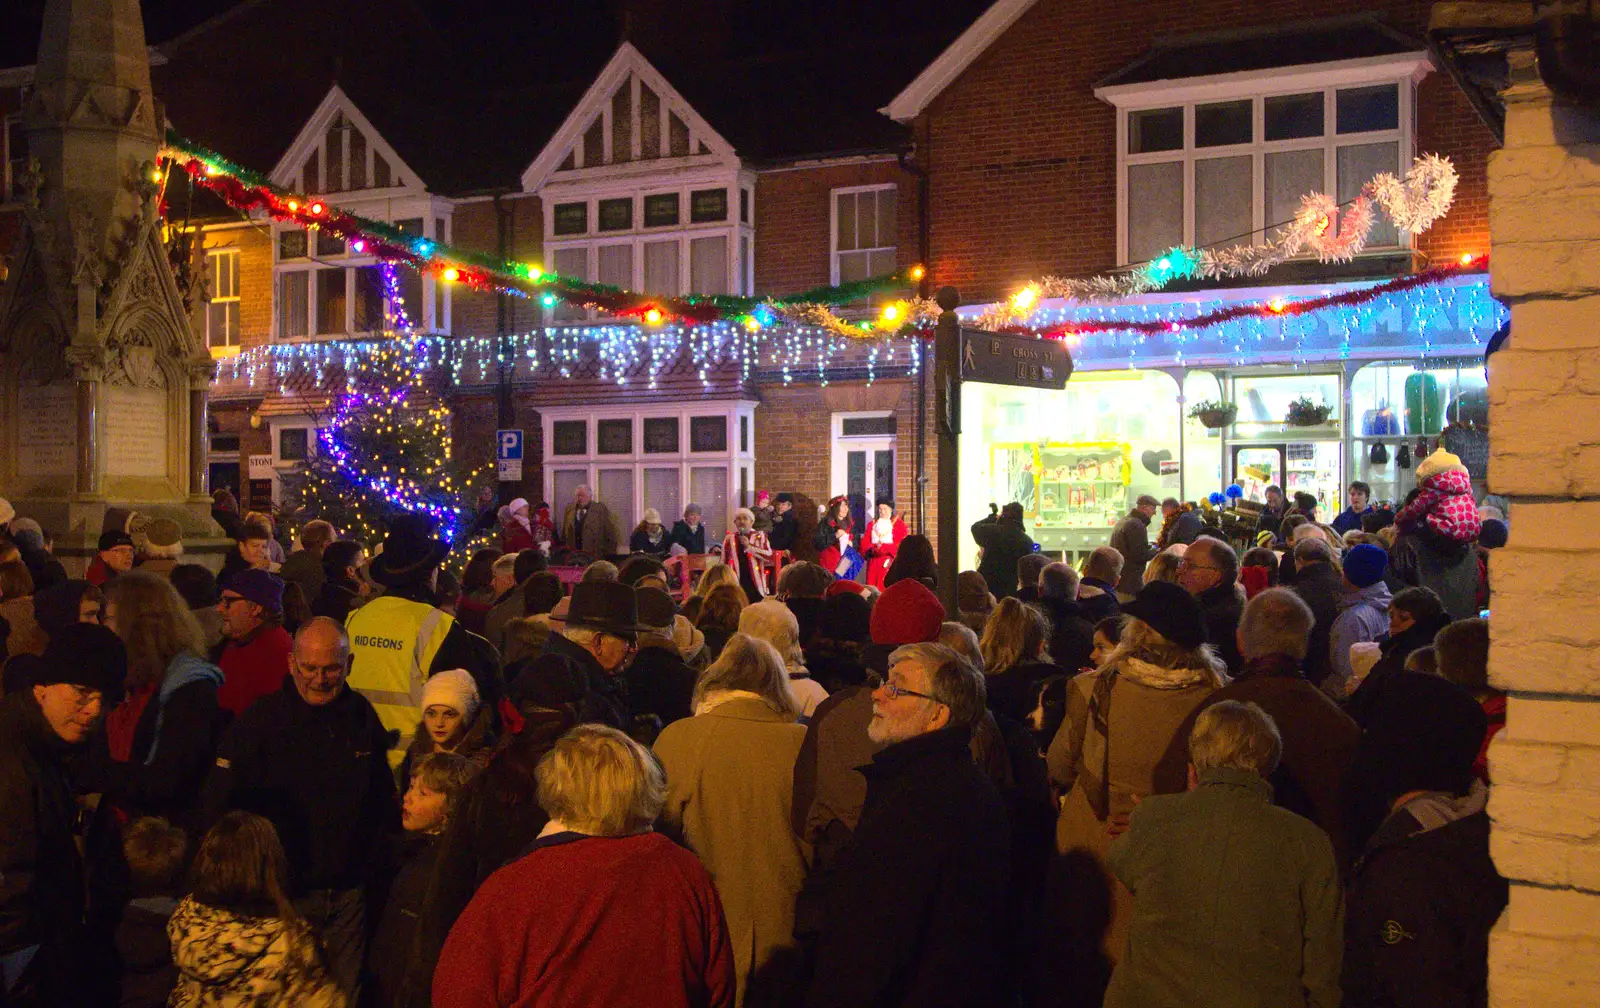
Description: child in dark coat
xmin=114 ymin=817 xmax=187 ymax=1008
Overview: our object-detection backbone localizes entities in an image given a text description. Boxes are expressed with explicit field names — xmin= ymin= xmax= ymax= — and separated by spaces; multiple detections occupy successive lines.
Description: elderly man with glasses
xmin=801 ymin=643 xmax=1012 ymax=1007
xmin=214 ymin=569 xmax=292 ymax=716
xmin=1177 ymin=535 xmax=1244 ymax=673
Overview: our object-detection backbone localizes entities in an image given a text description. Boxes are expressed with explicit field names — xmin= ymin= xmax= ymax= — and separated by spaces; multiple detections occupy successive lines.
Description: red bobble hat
xmin=870 ymin=578 xmax=945 ymax=646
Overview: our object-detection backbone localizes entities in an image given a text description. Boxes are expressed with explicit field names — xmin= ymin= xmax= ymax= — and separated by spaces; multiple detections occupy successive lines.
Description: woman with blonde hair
xmin=434 ymin=725 xmax=734 ymax=1007
xmin=95 ymin=571 xmax=223 ymax=827
xmin=1142 ymin=551 xmax=1182 ymax=585
xmin=738 ymin=598 xmax=827 ymax=716
xmin=169 ymin=811 xmax=344 ymax=1007
xmin=655 ymin=634 xmax=805 ymax=1006
xmin=1045 ymin=581 xmax=1225 ymax=983
xmin=681 ymin=561 xmax=741 ymax=625
xmin=980 ymin=597 xmax=1057 ymax=724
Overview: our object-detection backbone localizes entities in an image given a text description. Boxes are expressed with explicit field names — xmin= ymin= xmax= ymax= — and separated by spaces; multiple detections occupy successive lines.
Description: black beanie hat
xmin=1121 ymin=581 xmax=1208 ymax=650
xmin=1358 ymin=671 xmax=1488 ymax=805
xmin=36 ymin=622 xmax=128 ymax=701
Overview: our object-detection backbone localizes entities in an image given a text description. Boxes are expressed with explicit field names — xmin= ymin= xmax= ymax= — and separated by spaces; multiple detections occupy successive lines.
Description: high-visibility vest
xmin=345 ymin=596 xmax=452 ymax=767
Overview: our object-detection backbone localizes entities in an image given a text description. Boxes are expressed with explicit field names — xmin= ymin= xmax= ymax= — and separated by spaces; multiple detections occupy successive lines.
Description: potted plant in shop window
xmin=1285 ymin=396 xmax=1334 ymax=427
xmin=1187 ymin=400 xmax=1238 ymax=429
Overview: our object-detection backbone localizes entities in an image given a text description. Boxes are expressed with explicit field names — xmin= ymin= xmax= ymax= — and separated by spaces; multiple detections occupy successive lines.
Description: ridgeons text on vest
xmin=353 ymin=634 xmax=406 ymax=650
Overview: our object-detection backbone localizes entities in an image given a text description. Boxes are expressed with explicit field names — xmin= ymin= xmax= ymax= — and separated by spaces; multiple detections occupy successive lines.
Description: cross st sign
xmin=959 ymin=328 xmax=1072 ymax=390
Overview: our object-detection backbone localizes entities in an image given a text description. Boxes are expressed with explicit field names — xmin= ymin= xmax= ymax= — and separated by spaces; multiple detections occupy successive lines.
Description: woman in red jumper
xmin=434 ymin=724 xmax=735 ymax=1008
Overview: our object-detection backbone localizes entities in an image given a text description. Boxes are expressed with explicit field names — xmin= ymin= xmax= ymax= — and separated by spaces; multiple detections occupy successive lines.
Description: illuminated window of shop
xmin=1231 ymin=373 xmax=1341 ymax=435
xmin=1103 ymin=62 xmax=1423 ymax=265
xmin=1350 ymin=360 xmax=1486 ymax=504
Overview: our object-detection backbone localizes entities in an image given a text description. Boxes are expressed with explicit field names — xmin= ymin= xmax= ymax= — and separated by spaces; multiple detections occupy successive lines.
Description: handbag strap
xmin=1084 ymin=668 xmax=1117 ymax=820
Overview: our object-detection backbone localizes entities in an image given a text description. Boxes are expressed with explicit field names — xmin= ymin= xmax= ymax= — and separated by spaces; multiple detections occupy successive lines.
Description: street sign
xmin=958 ymin=328 xmax=1072 ymax=390
xmin=496 ymin=429 xmax=524 ymax=482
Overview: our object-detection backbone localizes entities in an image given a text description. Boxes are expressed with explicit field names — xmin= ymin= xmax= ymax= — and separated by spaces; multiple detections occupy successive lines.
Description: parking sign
xmin=496 ymin=429 xmax=523 ymax=481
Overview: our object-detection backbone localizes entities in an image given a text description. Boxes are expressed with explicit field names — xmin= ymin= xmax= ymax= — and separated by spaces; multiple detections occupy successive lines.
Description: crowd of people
xmin=0 ymin=451 xmax=1510 ymax=1007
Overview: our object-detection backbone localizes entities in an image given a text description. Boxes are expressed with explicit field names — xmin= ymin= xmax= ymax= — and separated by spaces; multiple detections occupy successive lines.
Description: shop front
xmin=955 ymin=274 xmax=1504 ymax=569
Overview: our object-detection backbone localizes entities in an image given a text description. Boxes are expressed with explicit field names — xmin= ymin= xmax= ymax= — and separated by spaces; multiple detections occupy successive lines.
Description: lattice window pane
xmin=597 ymin=468 xmax=635 ymax=535
xmin=1127 ymin=161 xmax=1183 ymax=263
xmin=1265 ymin=148 xmax=1323 ymax=242
xmin=644 ymin=467 xmax=682 ymax=521
xmin=690 ymin=236 xmax=727 ymax=295
xmin=553 ymin=469 xmax=587 ymax=513
xmin=690 ymin=466 xmax=728 ymax=536
xmin=278 ymin=272 xmax=308 ymax=340
xmin=1339 ymin=141 xmax=1399 ymax=246
xmin=1194 ymin=155 xmax=1252 ymax=251
xmin=644 ymin=240 xmax=679 ymax=295
xmin=597 ymin=244 xmax=633 ymax=288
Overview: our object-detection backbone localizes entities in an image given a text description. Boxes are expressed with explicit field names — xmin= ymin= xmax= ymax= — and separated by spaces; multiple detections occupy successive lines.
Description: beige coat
xmin=1046 ymin=656 xmax=1220 ymax=964
xmin=654 ymin=696 xmax=809 ymax=1008
xmin=1 ymin=596 xmax=46 ymax=657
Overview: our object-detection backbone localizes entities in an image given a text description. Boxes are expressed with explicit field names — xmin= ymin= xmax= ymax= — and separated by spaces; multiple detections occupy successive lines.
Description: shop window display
xmin=1351 ymin=359 xmax=1487 ymax=504
xmin=960 ymin=372 xmax=1180 ymax=568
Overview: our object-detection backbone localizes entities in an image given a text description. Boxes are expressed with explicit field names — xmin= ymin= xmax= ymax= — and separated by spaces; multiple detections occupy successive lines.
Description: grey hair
xmin=887 ymin=642 xmax=986 ymax=729
xmin=491 ymin=553 xmax=518 ymax=577
xmin=693 ymin=632 xmax=800 ymax=717
xmin=1039 ymin=562 xmax=1079 ymax=601
xmin=684 ymin=502 xmax=703 ymax=516
xmin=1293 ymin=537 xmax=1332 ymax=564
xmin=1239 ymin=588 xmax=1314 ymax=661
xmin=574 ymin=485 xmax=591 ymax=496
xmin=937 ymin=621 xmax=983 ymax=668
xmin=1189 ymin=701 xmax=1282 ymax=776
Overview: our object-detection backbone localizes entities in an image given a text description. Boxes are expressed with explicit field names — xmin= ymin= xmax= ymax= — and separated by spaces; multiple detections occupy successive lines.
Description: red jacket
xmin=434 ymin=831 xmax=734 ymax=1008
xmin=216 ymin=625 xmax=294 ymax=716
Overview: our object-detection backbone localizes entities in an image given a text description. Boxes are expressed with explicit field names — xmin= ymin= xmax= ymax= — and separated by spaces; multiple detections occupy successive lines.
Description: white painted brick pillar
xmin=1486 ymin=45 xmax=1600 ymax=1007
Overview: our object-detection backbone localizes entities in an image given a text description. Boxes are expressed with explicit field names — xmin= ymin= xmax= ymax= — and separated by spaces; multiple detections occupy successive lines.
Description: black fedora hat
xmin=565 ymin=580 xmax=645 ymax=639
xmin=369 ymin=512 xmax=451 ymax=586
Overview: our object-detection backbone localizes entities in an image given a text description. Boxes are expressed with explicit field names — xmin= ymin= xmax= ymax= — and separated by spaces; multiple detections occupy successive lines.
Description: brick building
xmin=2 ymin=0 xmax=1505 ymax=565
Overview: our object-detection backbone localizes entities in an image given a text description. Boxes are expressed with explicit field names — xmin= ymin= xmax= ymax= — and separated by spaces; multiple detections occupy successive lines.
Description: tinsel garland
xmin=158 ymin=130 xmax=918 ymax=332
xmin=1009 ymin=258 xmax=1478 ymax=341
xmin=973 ymin=154 xmax=1459 ymax=329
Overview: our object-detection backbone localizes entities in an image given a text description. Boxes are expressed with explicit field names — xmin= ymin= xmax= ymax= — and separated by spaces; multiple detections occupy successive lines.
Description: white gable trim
xmin=520 ymin=41 xmax=740 ymax=193
xmin=880 ymin=0 xmax=1039 ymax=123
xmin=268 ymin=84 xmax=427 ymax=193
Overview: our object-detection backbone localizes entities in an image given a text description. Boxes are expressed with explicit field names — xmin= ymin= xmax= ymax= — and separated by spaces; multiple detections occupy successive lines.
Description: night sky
xmin=1 ymin=0 xmax=996 ymax=81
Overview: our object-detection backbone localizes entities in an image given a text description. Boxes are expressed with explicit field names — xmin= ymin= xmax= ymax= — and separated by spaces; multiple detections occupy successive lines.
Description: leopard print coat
xmin=167 ymin=897 xmax=345 ymax=1007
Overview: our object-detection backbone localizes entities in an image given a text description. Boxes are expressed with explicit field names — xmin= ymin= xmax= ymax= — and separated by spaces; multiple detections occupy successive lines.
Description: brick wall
xmin=754 ymin=159 xmax=922 ymax=296
xmin=916 ymin=0 xmax=1498 ymax=304
xmin=197 ymin=225 xmax=275 ymax=347
xmin=1483 ymin=47 xmax=1600 ymax=1006
xmin=450 ymin=193 xmax=545 ymax=338
xmin=755 ymin=373 xmax=940 ymax=554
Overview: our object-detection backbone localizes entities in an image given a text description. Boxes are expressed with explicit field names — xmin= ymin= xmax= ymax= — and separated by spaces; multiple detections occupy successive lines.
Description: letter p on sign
xmin=496 ymin=429 xmax=523 ymax=481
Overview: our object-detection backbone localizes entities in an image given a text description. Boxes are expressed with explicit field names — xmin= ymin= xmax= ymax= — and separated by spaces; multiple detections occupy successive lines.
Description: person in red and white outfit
xmin=863 ymin=500 xmax=908 ymax=590
xmin=722 ymin=508 xmax=773 ymax=603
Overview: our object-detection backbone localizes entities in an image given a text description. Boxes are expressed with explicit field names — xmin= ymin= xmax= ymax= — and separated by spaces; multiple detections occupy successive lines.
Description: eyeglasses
xmin=865 ymin=671 xmax=937 ymax=702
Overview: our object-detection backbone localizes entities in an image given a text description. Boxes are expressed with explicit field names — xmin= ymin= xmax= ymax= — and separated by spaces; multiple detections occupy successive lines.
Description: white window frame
xmin=204 ymin=248 xmax=241 ymax=349
xmin=1097 ymin=54 xmax=1432 ymax=266
xmin=830 ymin=410 xmax=898 ymax=508
xmin=542 ymin=401 xmax=758 ymax=535
xmin=271 ymin=208 xmax=452 ymax=340
xmin=829 ymin=184 xmax=899 ymax=286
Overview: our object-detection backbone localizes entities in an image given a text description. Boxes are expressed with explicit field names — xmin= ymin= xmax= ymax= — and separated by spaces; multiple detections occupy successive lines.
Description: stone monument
xmin=0 ymin=0 xmax=218 ymax=566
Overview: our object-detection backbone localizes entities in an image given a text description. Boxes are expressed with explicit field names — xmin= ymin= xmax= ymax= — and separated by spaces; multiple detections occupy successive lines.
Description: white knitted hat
xmin=421 ymin=668 xmax=480 ymax=722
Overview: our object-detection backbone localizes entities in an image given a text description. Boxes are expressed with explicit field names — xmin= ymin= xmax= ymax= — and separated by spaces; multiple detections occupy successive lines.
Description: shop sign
xmin=247 ymin=454 xmax=275 ymax=478
xmin=960 ymin=329 xmax=1072 ymax=390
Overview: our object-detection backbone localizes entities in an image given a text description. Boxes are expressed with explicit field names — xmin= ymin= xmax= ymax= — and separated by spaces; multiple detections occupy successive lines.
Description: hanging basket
xmin=1285 ymin=398 xmax=1333 ymax=427
xmin=1187 ymin=401 xmax=1238 ymax=429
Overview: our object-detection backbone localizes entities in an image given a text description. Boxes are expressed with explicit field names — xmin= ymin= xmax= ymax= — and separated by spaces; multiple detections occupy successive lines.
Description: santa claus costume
xmin=864 ymin=501 xmax=908 ymax=590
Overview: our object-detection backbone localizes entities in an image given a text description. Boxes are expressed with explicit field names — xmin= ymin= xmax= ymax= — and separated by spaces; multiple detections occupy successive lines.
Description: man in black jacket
xmin=0 ymin=624 xmax=125 ymax=1007
xmin=1038 ymin=563 xmax=1095 ymax=671
xmin=803 ymin=643 xmax=1010 ymax=1008
xmin=973 ymin=502 xmax=1036 ymax=599
xmin=199 ymin=617 xmax=398 ymax=1002
xmin=1342 ymin=672 xmax=1505 ymax=1008
xmin=769 ymin=493 xmax=799 ymax=552
xmin=541 ymin=580 xmax=638 ymax=731
xmin=625 ymin=587 xmax=698 ymax=733
xmin=1290 ymin=537 xmax=1344 ymax=689
xmin=1178 ymin=535 xmax=1244 ymax=672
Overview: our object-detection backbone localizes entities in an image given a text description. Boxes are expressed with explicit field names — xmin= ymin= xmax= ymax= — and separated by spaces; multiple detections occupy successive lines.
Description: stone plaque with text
xmin=16 ymin=383 xmax=78 ymax=476
xmin=104 ymin=386 xmax=170 ymax=477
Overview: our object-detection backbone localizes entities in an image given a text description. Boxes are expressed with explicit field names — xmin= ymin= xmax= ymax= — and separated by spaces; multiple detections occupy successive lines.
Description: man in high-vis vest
xmin=345 ymin=512 xmax=501 ymax=765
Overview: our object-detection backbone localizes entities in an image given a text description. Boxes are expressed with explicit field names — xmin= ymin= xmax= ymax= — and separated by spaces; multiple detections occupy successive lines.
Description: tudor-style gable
xmin=269 ymin=84 xmax=427 ymax=196
xmin=523 ymin=42 xmax=755 ymax=302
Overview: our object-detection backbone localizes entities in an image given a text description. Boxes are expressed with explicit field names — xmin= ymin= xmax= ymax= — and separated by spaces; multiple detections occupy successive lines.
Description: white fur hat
xmin=421 ymin=668 xmax=480 ymax=722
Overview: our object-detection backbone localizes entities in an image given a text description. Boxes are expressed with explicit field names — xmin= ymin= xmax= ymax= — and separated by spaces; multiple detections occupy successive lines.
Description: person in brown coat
xmin=1109 ymin=496 xmax=1160 ymax=601
xmin=1203 ymin=587 xmax=1361 ymax=870
xmin=1045 ymin=581 xmax=1223 ymax=985
xmin=559 ymin=485 xmax=620 ymax=559
xmin=654 ymin=633 xmax=807 ymax=1008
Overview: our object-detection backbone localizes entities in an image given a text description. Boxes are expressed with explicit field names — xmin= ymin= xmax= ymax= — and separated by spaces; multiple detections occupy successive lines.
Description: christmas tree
xmin=288 ymin=266 xmax=487 ymax=549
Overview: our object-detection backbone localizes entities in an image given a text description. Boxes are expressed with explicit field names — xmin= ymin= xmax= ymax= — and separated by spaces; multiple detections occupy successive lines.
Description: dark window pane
xmin=739 ymin=415 xmax=748 ymax=452
xmin=395 ymin=266 xmax=423 ymax=329
xmin=874 ymin=450 xmax=895 ymax=505
xmin=394 ymin=217 xmax=424 ymax=236
xmin=644 ymin=193 xmax=680 ymax=227
xmin=644 ymin=417 xmax=680 ymax=453
xmin=1195 ymin=100 xmax=1252 ymax=148
xmin=598 ymin=198 xmax=633 ymax=232
xmin=1336 ymin=84 xmax=1399 ymax=134
xmin=690 ymin=188 xmax=727 ymax=223
xmin=740 ymin=188 xmax=750 ymax=223
xmin=841 ymin=415 xmax=897 ymax=436
xmin=553 ymin=202 xmax=588 ymax=235
xmin=210 ymin=435 xmax=241 ymax=453
xmin=552 ymin=420 xmax=587 ymax=456
xmin=1265 ymin=92 xmax=1325 ymax=140
xmin=316 ymin=229 xmax=346 ymax=256
xmin=279 ymin=428 xmax=309 ymax=462
xmin=316 ymin=268 xmax=346 ymax=335
xmin=353 ymin=267 xmax=384 ymax=332
xmin=597 ymin=418 xmax=633 ymax=454
xmin=1128 ymin=107 xmax=1183 ymax=154
xmin=690 ymin=415 xmax=726 ymax=452
xmin=278 ymin=229 xmax=307 ymax=259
